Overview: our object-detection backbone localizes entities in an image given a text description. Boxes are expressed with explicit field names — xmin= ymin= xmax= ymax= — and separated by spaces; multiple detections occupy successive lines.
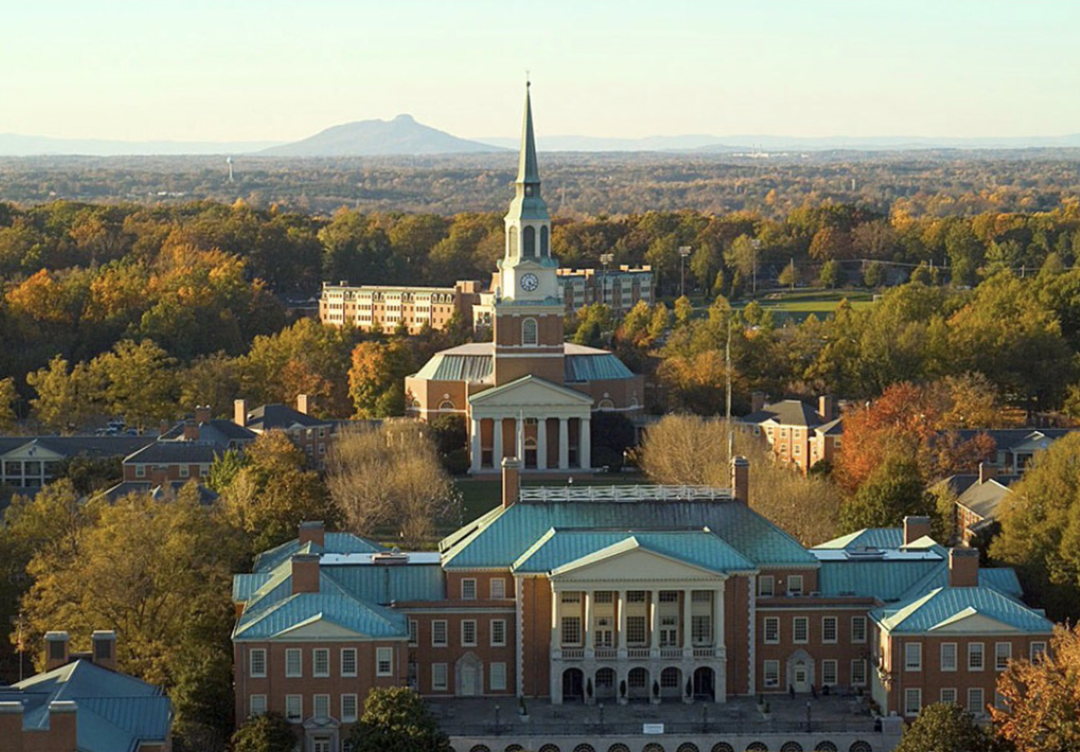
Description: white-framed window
xmin=764 ymin=660 xmax=780 ymax=688
xmin=561 ymin=616 xmax=582 ymax=645
xmin=969 ymin=642 xmax=985 ymax=671
xmin=341 ymin=648 xmax=357 ymax=677
xmin=135 ymin=464 xmax=146 ymax=478
xmin=285 ymin=648 xmax=302 ymax=677
xmin=788 ymin=575 xmax=804 ymax=596
xmin=432 ymin=663 xmax=448 ymax=691
xmin=626 ymin=616 xmax=647 ymax=644
xmin=764 ymin=617 xmax=780 ymax=644
xmin=180 ymin=465 xmax=189 ymax=478
xmin=941 ymin=642 xmax=957 ymax=672
xmin=522 ymin=318 xmax=538 ymax=345
xmin=851 ymin=616 xmax=867 ymax=643
xmin=285 ymin=694 xmax=302 ymax=723
xmin=941 ymin=688 xmax=957 ymax=704
xmin=851 ymin=659 xmax=867 ymax=687
xmin=313 ymin=694 xmax=330 ymax=718
xmin=491 ymin=619 xmax=506 ymax=647
xmin=691 ymin=615 xmax=712 ymax=645
xmin=904 ymin=688 xmax=922 ymax=717
xmin=793 ymin=616 xmax=809 ymax=643
xmin=490 ymin=661 xmax=507 ymax=691
xmin=341 ymin=694 xmax=358 ymax=723
xmin=432 ymin=620 xmax=448 ymax=647
xmin=490 ymin=578 xmax=506 ymax=599
xmin=408 ymin=619 xmax=418 ymax=646
xmin=249 ymin=694 xmax=267 ymax=717
xmin=758 ymin=575 xmax=775 ymax=597
xmin=462 ymin=620 xmax=477 ymax=647
xmin=905 ymin=642 xmax=922 ymax=672
xmin=968 ymin=687 xmax=985 ymax=715
xmin=249 ymin=648 xmax=266 ymax=678
xmin=822 ymin=659 xmax=838 ymax=686
xmin=376 ymin=647 xmax=393 ymax=676
xmin=313 ymin=648 xmax=330 ymax=677
xmin=1030 ymin=641 xmax=1047 ymax=661
xmin=461 ymin=578 xmax=477 ymax=600
xmin=995 ymin=642 xmax=1012 ymax=671
xmin=822 ymin=616 xmax=837 ymax=643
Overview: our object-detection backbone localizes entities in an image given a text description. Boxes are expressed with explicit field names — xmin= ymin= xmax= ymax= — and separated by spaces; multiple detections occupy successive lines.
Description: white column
xmin=650 ymin=589 xmax=660 ymax=654
xmin=617 ymin=589 xmax=628 ymax=657
xmin=682 ymin=589 xmax=693 ymax=654
xmin=510 ymin=416 xmax=520 ymax=460
xmin=492 ymin=417 xmax=503 ymax=468
xmin=713 ymin=585 xmax=725 ymax=651
xmin=583 ymin=591 xmax=593 ymax=656
xmin=580 ymin=415 xmax=591 ymax=470
xmin=537 ymin=418 xmax=548 ymax=470
xmin=551 ymin=585 xmax=562 ymax=650
xmin=558 ymin=417 xmax=570 ymax=470
xmin=470 ymin=417 xmax=482 ymax=473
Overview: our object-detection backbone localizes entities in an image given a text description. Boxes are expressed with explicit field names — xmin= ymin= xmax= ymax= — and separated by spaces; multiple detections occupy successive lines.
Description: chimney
xmin=731 ymin=456 xmax=750 ymax=504
xmin=949 ymin=547 xmax=980 ymax=587
xmin=818 ymin=395 xmax=835 ymax=422
xmin=298 ymin=520 xmax=325 ymax=548
xmin=291 ymin=554 xmax=321 ymax=595
xmin=91 ymin=630 xmax=117 ymax=671
xmin=903 ymin=515 xmax=932 ymax=546
xmin=501 ymin=457 xmax=521 ymax=509
xmin=44 ymin=631 xmax=70 ymax=671
xmin=296 ymin=394 xmax=310 ymax=415
xmin=0 ymin=702 xmax=24 ymax=752
xmin=751 ymin=391 xmax=767 ymax=414
xmin=233 ymin=399 xmax=248 ymax=427
xmin=182 ymin=420 xmax=200 ymax=442
xmin=48 ymin=702 xmax=77 ymax=749
xmin=194 ymin=405 xmax=212 ymax=423
xmin=978 ymin=462 xmax=997 ymax=485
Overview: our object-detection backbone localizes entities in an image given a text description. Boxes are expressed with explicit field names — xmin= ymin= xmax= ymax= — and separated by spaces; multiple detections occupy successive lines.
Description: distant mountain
xmin=0 ymin=133 xmax=280 ymax=156
xmin=260 ymin=115 xmax=505 ymax=157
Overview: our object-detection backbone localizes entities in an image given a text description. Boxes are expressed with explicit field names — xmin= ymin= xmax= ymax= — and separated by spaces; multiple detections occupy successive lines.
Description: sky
xmin=2 ymin=0 xmax=1078 ymax=143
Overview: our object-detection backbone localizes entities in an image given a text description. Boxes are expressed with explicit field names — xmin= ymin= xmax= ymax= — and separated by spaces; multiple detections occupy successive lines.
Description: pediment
xmin=469 ymin=375 xmax=592 ymax=409
xmin=276 ymin=616 xmax=374 ymax=640
xmin=928 ymin=610 xmax=1023 ymax=634
xmin=552 ymin=542 xmax=724 ymax=583
xmin=2 ymin=443 xmax=65 ymax=460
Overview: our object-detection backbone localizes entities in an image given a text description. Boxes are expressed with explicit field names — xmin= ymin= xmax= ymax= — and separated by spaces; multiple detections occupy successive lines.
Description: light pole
xmin=495 ymin=703 xmax=501 ymax=734
xmin=751 ymin=239 xmax=762 ymax=296
xmin=600 ymin=252 xmax=614 ymax=307
xmin=598 ymin=702 xmax=605 ymax=733
xmin=678 ymin=245 xmax=692 ymax=299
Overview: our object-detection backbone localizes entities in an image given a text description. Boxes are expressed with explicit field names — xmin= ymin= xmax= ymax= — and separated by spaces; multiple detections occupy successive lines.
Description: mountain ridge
xmin=259 ymin=114 xmax=505 ymax=157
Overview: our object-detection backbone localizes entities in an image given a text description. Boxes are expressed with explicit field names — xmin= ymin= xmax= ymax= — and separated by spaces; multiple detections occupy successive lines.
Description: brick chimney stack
xmin=296 ymin=394 xmax=310 ymax=415
xmin=818 ymin=395 xmax=835 ymax=421
xmin=182 ymin=420 xmax=200 ymax=442
xmin=0 ymin=702 xmax=24 ymax=752
xmin=194 ymin=405 xmax=211 ymax=424
xmin=44 ymin=631 xmax=70 ymax=671
xmin=233 ymin=399 xmax=248 ymax=427
xmin=731 ymin=456 xmax=750 ymax=504
xmin=291 ymin=554 xmax=321 ymax=595
xmin=48 ymin=702 xmax=78 ymax=748
xmin=949 ymin=547 xmax=980 ymax=587
xmin=978 ymin=462 xmax=997 ymax=485
xmin=903 ymin=515 xmax=932 ymax=545
xmin=299 ymin=520 xmax=325 ymax=548
xmin=91 ymin=630 xmax=117 ymax=671
xmin=502 ymin=457 xmax=521 ymax=509
xmin=751 ymin=391 xmax=767 ymax=414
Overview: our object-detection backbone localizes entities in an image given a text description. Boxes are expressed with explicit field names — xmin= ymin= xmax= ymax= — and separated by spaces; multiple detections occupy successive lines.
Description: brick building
xmin=740 ymin=395 xmax=843 ymax=474
xmin=319 ymin=280 xmax=482 ymax=335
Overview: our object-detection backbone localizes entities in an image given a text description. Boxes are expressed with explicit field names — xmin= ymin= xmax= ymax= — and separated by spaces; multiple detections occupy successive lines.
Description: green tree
xmin=778 ymin=259 xmax=798 ymax=290
xmin=346 ymin=687 xmax=453 ymax=752
xmin=26 ymin=356 xmax=103 ymax=434
xmin=0 ymin=377 xmax=17 ymax=430
xmin=673 ymin=296 xmax=693 ymax=326
xmin=207 ymin=448 xmax=249 ymax=493
xmin=894 ymin=703 xmax=993 ymax=752
xmin=840 ymin=455 xmax=929 ymax=532
xmin=863 ymin=261 xmax=885 ymax=288
xmin=231 ymin=713 xmax=296 ymax=752
xmin=93 ymin=339 xmax=179 ymax=430
xmin=818 ymin=259 xmax=842 ymax=289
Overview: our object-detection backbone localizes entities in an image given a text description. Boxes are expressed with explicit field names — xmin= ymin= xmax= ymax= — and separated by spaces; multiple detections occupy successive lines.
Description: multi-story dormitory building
xmin=231 ymin=459 xmax=1053 ymax=750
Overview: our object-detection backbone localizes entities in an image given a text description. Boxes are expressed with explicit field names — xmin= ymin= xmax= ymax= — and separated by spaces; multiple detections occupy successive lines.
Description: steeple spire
xmin=516 ymin=81 xmax=540 ymax=188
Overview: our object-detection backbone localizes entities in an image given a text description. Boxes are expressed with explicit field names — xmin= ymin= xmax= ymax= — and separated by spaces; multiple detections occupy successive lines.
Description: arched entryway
xmin=594 ymin=667 xmax=617 ymax=701
xmin=456 ymin=652 xmax=483 ymax=696
xmin=627 ymin=667 xmax=650 ymax=701
xmin=659 ymin=667 xmax=683 ymax=700
xmin=693 ymin=666 xmax=716 ymax=701
xmin=562 ymin=668 xmax=585 ymax=702
xmin=786 ymin=649 xmax=815 ymax=694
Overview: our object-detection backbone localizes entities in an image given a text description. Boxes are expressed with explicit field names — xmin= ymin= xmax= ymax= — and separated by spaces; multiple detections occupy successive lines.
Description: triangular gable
xmin=276 ymin=614 xmax=377 ymax=640
xmin=0 ymin=441 xmax=66 ymax=460
xmin=469 ymin=374 xmax=593 ymax=408
xmin=929 ymin=609 xmax=1027 ymax=634
xmin=552 ymin=538 xmax=726 ymax=582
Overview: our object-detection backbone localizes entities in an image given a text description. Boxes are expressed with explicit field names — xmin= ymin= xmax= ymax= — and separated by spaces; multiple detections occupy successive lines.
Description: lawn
xmin=734 ymin=288 xmax=876 ymax=323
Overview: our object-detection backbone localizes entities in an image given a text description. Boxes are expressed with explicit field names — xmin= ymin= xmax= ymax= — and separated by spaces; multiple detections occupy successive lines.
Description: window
xmin=995 ymin=642 xmax=1012 ymax=671
xmin=561 ymin=591 xmax=582 ymax=604
xmin=758 ymin=575 xmax=775 ymax=597
xmin=941 ymin=688 xmax=957 ymax=705
xmin=1030 ymin=641 xmax=1047 ymax=661
xmin=969 ymin=642 xmax=985 ymax=671
xmin=764 ymin=617 xmax=780 ymax=644
xmin=691 ymin=615 xmax=712 ymax=645
xmin=968 ymin=687 xmax=985 ymax=715
xmin=490 ymin=662 xmax=507 ymax=691
xmin=594 ymin=590 xmax=614 ymax=603
xmin=822 ymin=659 xmax=838 ymax=686
xmin=461 ymin=579 xmax=477 ymax=600
xmin=490 ymin=578 xmax=506 ymax=599
xmin=851 ymin=659 xmax=867 ymax=687
xmin=462 ymin=620 xmax=477 ymax=647
xmin=432 ymin=663 xmax=448 ymax=691
xmin=561 ymin=617 xmax=582 ymax=645
xmin=409 ymin=620 xmax=418 ymax=646
xmin=376 ymin=647 xmax=393 ymax=676
xmin=822 ymin=617 xmax=837 ymax=644
xmin=788 ymin=575 xmax=804 ymax=595
xmin=851 ymin=616 xmax=867 ymax=643
xmin=523 ymin=226 xmax=536 ymax=257
xmin=941 ymin=642 xmax=957 ymax=672
xmin=135 ymin=465 xmax=145 ymax=478
xmin=522 ymin=318 xmax=538 ymax=345
xmin=905 ymin=642 xmax=922 ymax=672
xmin=341 ymin=648 xmax=357 ymax=677
xmin=285 ymin=648 xmax=302 ymax=677
xmin=313 ymin=648 xmax=330 ymax=677
xmin=313 ymin=694 xmax=330 ymax=718
xmin=491 ymin=619 xmax=506 ymax=647
xmin=285 ymin=695 xmax=302 ymax=723
xmin=249 ymin=649 xmax=266 ymax=678
xmin=432 ymin=620 xmax=448 ymax=647
xmin=180 ymin=465 xmax=189 ymax=478
xmin=341 ymin=694 xmax=358 ymax=723
xmin=659 ymin=591 xmax=679 ymax=603
xmin=764 ymin=660 xmax=780 ymax=688
xmin=626 ymin=591 xmax=646 ymax=603
xmin=250 ymin=694 xmax=267 ymax=717
xmin=904 ymin=688 xmax=922 ymax=717
xmin=793 ymin=617 xmax=809 ymax=644
xmin=627 ymin=616 xmax=647 ymax=645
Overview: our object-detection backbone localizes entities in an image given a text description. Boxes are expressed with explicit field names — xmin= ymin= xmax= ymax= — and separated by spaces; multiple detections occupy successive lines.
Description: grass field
xmin=733 ymin=288 xmax=876 ymax=323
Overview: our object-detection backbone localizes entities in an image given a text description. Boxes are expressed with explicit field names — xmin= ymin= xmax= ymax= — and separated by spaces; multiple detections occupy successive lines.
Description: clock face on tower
xmin=520 ymin=273 xmax=539 ymax=292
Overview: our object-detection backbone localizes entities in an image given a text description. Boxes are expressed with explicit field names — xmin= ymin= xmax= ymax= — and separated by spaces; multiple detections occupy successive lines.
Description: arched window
xmin=508 ymin=226 xmax=518 ymax=258
xmin=522 ymin=318 xmax=538 ymax=346
xmin=438 ymin=400 xmax=455 ymax=411
xmin=523 ymin=226 xmax=536 ymax=257
xmin=598 ymin=399 xmax=615 ymax=410
xmin=540 ymin=225 xmax=549 ymax=256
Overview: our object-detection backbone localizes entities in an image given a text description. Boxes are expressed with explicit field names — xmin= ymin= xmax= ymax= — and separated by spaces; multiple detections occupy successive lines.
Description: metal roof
xmin=124 ymin=442 xmax=220 ymax=464
xmin=813 ymin=528 xmax=905 ymax=551
xmin=412 ymin=342 xmax=638 ymax=384
xmin=233 ymin=591 xmax=408 ymax=641
xmin=253 ymin=532 xmax=385 ymax=573
xmin=741 ymin=400 xmax=826 ymax=428
xmin=956 ymin=478 xmax=1016 ymax=520
xmin=245 ymin=404 xmax=332 ymax=431
xmin=322 ymin=562 xmax=445 ymax=605
xmin=0 ymin=435 xmax=154 ymax=459
xmin=873 ymin=587 xmax=1053 ymax=634
xmin=158 ymin=419 xmax=257 ymax=444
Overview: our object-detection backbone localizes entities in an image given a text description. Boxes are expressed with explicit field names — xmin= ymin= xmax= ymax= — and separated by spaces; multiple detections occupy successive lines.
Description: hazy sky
xmin=2 ymin=0 xmax=1078 ymax=142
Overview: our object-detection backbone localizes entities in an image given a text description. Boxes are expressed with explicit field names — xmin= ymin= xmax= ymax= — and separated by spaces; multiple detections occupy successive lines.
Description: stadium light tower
xmin=679 ymin=245 xmax=692 ymax=298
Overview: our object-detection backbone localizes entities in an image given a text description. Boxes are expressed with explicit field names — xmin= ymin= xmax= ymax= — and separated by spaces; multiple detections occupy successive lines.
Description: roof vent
xmin=372 ymin=551 xmax=409 ymax=566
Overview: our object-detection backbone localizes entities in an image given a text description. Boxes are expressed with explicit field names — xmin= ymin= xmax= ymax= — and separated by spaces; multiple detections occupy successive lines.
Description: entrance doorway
xmin=562 ymin=668 xmax=585 ymax=701
xmin=693 ymin=666 xmax=716 ymax=701
xmin=793 ymin=661 xmax=810 ymax=693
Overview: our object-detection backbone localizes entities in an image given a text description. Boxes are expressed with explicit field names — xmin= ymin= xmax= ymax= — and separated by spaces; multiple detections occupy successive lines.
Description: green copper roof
xmin=253 ymin=531 xmax=384 ymax=573
xmin=517 ymin=83 xmax=540 ymax=185
xmin=233 ymin=591 xmax=408 ymax=641
xmin=872 ymin=587 xmax=1053 ymax=634
xmin=814 ymin=528 xmax=904 ymax=551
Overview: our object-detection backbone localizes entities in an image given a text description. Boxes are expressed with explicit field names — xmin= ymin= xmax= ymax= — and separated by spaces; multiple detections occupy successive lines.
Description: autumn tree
xmin=0 ymin=377 xmax=17 ymax=431
xmin=347 ymin=339 xmax=415 ymax=418
xmin=93 ymin=339 xmax=179 ymax=429
xmin=346 ymin=687 xmax=453 ymax=752
xmin=895 ymin=703 xmax=993 ymax=752
xmin=231 ymin=713 xmax=296 ymax=752
xmin=26 ymin=356 xmax=104 ymax=434
xmin=778 ymin=259 xmax=799 ymax=290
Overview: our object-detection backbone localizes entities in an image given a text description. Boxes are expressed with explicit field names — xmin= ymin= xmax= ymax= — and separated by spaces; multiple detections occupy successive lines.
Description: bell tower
xmin=493 ymin=82 xmax=565 ymax=386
